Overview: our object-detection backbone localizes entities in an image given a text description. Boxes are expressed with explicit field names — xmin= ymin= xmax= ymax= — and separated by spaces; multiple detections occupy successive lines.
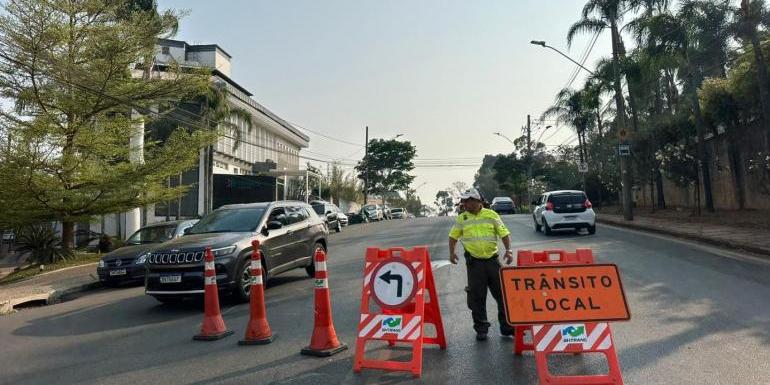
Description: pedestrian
xmin=449 ymin=188 xmax=514 ymax=341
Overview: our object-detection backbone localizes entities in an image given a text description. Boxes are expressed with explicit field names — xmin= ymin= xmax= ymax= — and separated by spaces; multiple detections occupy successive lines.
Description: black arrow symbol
xmin=379 ymin=270 xmax=403 ymax=297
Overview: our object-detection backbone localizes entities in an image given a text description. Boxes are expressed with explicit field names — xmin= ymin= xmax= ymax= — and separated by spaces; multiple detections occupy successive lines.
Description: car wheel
xmin=306 ymin=242 xmax=326 ymax=278
xmin=234 ymin=256 xmax=265 ymax=303
xmin=534 ymin=217 xmax=542 ymax=232
xmin=154 ymin=296 xmax=183 ymax=305
xmin=588 ymin=224 xmax=596 ymax=235
xmin=543 ymin=220 xmax=553 ymax=236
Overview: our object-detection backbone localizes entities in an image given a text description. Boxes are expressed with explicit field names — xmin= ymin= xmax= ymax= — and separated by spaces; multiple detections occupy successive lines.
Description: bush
xmin=15 ymin=224 xmax=70 ymax=265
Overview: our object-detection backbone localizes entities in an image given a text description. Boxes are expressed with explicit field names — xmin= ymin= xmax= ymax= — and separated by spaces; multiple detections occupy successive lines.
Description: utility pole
xmin=364 ymin=126 xmax=369 ymax=205
xmin=526 ymin=114 xmax=532 ymax=208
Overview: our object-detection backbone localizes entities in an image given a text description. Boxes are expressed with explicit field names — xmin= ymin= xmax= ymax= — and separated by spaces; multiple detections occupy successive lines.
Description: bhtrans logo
xmin=560 ymin=324 xmax=587 ymax=343
xmin=381 ymin=316 xmax=403 ymax=334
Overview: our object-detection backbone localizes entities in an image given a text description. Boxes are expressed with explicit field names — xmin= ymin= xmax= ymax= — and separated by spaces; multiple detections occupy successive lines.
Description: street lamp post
xmin=531 ymin=39 xmax=633 ymax=220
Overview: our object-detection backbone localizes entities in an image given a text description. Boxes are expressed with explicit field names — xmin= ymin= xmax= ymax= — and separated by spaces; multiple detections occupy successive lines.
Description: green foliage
xmin=15 ymin=224 xmax=70 ymax=265
xmin=356 ymin=139 xmax=416 ymax=196
xmin=0 ymin=0 xmax=212 ymax=233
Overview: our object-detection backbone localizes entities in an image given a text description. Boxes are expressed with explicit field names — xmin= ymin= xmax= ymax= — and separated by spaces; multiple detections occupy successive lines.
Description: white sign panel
xmin=371 ymin=260 xmax=417 ymax=309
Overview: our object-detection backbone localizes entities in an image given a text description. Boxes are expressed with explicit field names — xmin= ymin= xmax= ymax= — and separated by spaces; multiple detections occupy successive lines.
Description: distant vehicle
xmin=144 ymin=201 xmax=328 ymax=304
xmin=382 ymin=205 xmax=392 ymax=220
xmin=532 ymin=190 xmax=595 ymax=235
xmin=347 ymin=212 xmax=367 ymax=224
xmin=310 ymin=200 xmax=342 ymax=233
xmin=336 ymin=209 xmax=349 ymax=226
xmin=491 ymin=196 xmax=517 ymax=215
xmin=390 ymin=207 xmax=407 ymax=219
xmin=97 ymin=219 xmax=198 ymax=286
xmin=362 ymin=204 xmax=384 ymax=222
xmin=406 ymin=213 xmax=416 ymax=219
xmin=2 ymin=230 xmax=14 ymax=243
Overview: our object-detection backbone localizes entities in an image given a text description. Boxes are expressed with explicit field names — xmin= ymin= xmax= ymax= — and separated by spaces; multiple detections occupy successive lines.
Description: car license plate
xmin=109 ymin=269 xmax=127 ymax=276
xmin=160 ymin=274 xmax=182 ymax=284
xmin=565 ymin=215 xmax=577 ymax=220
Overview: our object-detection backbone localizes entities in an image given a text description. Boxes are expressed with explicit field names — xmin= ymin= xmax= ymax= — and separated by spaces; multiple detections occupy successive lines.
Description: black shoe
xmin=500 ymin=328 xmax=514 ymax=337
xmin=476 ymin=332 xmax=488 ymax=341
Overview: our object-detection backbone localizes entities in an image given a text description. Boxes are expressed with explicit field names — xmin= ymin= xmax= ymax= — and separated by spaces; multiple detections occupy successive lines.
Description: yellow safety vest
xmin=448 ymin=208 xmax=510 ymax=259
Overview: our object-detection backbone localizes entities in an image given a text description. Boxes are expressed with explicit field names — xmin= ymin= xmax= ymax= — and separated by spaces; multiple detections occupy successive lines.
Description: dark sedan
xmin=96 ymin=220 xmax=198 ymax=286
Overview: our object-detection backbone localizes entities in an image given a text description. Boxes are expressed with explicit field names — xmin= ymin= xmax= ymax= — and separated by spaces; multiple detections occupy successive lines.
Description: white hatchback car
xmin=532 ymin=190 xmax=596 ymax=235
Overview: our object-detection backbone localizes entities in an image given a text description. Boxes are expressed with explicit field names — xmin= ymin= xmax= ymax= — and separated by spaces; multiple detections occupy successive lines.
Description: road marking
xmin=431 ymin=260 xmax=452 ymax=270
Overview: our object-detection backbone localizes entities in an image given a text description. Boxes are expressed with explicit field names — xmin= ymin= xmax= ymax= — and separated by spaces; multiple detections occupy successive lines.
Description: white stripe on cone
xmin=315 ymin=260 xmax=327 ymax=272
xmin=204 ymin=261 xmax=215 ymax=271
xmin=250 ymin=260 xmax=261 ymax=271
xmin=251 ymin=275 xmax=263 ymax=286
xmin=204 ymin=276 xmax=216 ymax=285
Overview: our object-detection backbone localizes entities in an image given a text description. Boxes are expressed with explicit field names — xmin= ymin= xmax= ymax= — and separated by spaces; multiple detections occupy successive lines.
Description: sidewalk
xmin=598 ymin=214 xmax=770 ymax=257
xmin=0 ymin=263 xmax=100 ymax=315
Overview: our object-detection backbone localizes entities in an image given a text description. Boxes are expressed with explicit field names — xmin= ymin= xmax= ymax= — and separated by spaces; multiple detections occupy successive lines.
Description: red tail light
xmin=545 ymin=202 xmax=554 ymax=211
xmin=584 ymin=199 xmax=593 ymax=209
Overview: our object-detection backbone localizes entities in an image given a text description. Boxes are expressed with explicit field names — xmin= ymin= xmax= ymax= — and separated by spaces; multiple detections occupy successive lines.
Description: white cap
xmin=460 ymin=188 xmax=482 ymax=201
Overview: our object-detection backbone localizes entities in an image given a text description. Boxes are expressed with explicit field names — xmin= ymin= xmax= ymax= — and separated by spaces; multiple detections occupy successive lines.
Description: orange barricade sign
xmin=501 ymin=264 xmax=630 ymax=325
xmin=353 ymin=247 xmax=446 ymax=378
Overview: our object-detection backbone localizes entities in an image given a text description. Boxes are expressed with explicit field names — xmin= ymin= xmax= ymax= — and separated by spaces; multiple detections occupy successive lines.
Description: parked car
xmin=144 ymin=201 xmax=328 ymax=304
xmin=491 ymin=196 xmax=517 ymax=215
xmin=1 ymin=230 xmax=14 ymax=244
xmin=390 ymin=207 xmax=407 ymax=219
xmin=336 ymin=209 xmax=349 ymax=226
xmin=97 ymin=219 xmax=198 ymax=286
xmin=310 ymin=200 xmax=342 ymax=233
xmin=347 ymin=212 xmax=367 ymax=224
xmin=382 ymin=205 xmax=392 ymax=220
xmin=532 ymin=190 xmax=595 ymax=235
xmin=361 ymin=204 xmax=384 ymax=221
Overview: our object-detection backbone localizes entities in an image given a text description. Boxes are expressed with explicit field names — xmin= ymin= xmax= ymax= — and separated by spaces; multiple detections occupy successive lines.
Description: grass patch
xmin=0 ymin=251 xmax=101 ymax=286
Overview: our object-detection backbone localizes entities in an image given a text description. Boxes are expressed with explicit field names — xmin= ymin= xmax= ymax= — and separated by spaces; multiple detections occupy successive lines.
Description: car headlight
xmin=135 ymin=252 xmax=149 ymax=265
xmin=211 ymin=245 xmax=236 ymax=257
xmin=98 ymin=260 xmax=106 ymax=268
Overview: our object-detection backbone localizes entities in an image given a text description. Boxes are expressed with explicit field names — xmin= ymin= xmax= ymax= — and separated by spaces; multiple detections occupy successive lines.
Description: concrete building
xmin=89 ymin=39 xmax=310 ymax=241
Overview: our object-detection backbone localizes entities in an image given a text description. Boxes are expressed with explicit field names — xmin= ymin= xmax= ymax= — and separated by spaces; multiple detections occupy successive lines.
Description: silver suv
xmin=532 ymin=190 xmax=596 ymax=235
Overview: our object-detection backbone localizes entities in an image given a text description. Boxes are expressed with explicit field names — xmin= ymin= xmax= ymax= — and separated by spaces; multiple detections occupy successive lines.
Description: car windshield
xmin=549 ymin=193 xmax=586 ymax=205
xmin=187 ymin=208 xmax=266 ymax=234
xmin=494 ymin=197 xmax=512 ymax=202
xmin=126 ymin=225 xmax=177 ymax=245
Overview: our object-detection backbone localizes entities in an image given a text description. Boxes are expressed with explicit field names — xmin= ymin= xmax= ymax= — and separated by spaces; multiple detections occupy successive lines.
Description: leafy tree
xmin=0 ymin=0 xmax=211 ymax=249
xmin=735 ymin=0 xmax=770 ymax=150
xmin=356 ymin=139 xmax=416 ymax=197
xmin=434 ymin=190 xmax=453 ymax=216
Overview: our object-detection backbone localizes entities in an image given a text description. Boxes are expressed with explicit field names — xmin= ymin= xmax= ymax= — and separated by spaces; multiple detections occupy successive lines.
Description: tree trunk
xmin=727 ymin=122 xmax=746 ymax=210
xmin=652 ymin=76 xmax=666 ymax=209
xmin=62 ymin=221 xmax=75 ymax=251
xmin=744 ymin=0 xmax=770 ymax=150
xmin=686 ymin=67 xmax=715 ymax=212
xmin=611 ymin=20 xmax=634 ymax=220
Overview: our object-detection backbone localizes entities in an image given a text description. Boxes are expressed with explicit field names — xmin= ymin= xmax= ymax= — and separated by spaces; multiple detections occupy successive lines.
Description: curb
xmin=597 ymin=218 xmax=770 ymax=258
xmin=0 ymin=280 xmax=102 ymax=316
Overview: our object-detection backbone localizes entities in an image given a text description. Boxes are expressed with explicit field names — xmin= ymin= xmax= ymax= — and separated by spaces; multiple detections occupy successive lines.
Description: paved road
xmin=1 ymin=215 xmax=769 ymax=384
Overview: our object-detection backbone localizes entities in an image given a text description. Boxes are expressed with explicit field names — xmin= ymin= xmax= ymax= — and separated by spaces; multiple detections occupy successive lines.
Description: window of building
xmin=233 ymin=167 xmax=239 ymax=174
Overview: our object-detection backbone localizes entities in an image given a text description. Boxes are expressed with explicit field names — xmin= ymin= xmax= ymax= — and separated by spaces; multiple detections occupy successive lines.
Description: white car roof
xmin=545 ymin=190 xmax=585 ymax=195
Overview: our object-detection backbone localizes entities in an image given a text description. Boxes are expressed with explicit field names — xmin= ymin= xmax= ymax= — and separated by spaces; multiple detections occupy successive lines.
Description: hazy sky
xmin=157 ymin=0 xmax=614 ymax=204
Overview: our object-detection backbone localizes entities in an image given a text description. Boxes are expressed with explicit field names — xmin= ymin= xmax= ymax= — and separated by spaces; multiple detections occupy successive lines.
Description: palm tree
xmin=198 ymin=81 xmax=253 ymax=213
xmin=568 ymin=0 xmax=638 ymax=219
xmin=542 ymin=88 xmax=595 ymax=190
xmin=633 ymin=5 xmax=722 ymax=212
xmin=735 ymin=0 xmax=770 ymax=150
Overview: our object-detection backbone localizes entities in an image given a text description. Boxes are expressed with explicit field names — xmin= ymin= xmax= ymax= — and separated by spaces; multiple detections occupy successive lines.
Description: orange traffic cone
xmin=193 ymin=247 xmax=234 ymax=341
xmin=301 ymin=248 xmax=348 ymax=356
xmin=239 ymin=240 xmax=273 ymax=345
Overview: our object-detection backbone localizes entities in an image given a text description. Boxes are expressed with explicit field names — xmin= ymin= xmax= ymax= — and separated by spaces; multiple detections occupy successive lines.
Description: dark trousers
xmin=465 ymin=252 xmax=514 ymax=334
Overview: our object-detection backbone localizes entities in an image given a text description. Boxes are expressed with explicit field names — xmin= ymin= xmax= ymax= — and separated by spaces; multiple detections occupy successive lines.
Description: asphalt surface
xmin=1 ymin=215 xmax=769 ymax=384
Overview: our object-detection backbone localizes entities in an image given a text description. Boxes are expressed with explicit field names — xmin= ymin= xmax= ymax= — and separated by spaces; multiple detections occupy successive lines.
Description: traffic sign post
xmin=618 ymin=144 xmax=631 ymax=156
xmin=502 ymin=249 xmax=629 ymax=385
xmin=353 ymin=247 xmax=446 ymax=378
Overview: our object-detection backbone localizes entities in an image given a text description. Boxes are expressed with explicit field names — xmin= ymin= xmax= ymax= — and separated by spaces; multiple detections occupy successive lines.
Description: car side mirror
xmin=261 ymin=226 xmax=269 ymax=236
xmin=267 ymin=221 xmax=283 ymax=230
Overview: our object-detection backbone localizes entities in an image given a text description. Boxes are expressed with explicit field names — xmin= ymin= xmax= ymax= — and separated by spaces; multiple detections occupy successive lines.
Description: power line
xmin=285 ymin=120 xmax=363 ymax=147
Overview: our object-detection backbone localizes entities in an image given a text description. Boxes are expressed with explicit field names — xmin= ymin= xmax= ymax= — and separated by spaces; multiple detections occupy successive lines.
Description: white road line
xmin=431 ymin=260 xmax=452 ymax=270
